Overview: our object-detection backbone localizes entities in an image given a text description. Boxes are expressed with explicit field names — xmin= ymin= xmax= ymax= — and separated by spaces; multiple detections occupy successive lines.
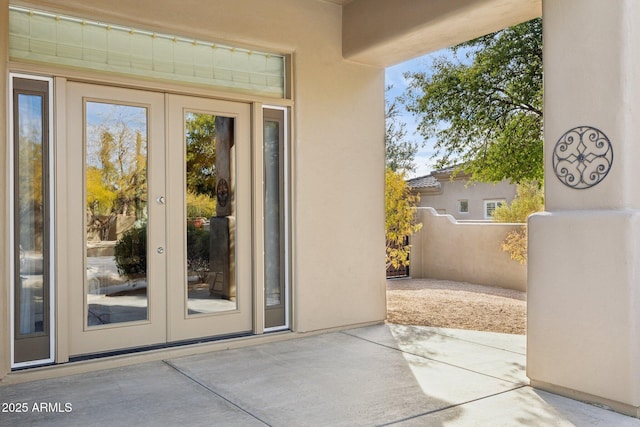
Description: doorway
xmin=63 ymin=82 xmax=252 ymax=357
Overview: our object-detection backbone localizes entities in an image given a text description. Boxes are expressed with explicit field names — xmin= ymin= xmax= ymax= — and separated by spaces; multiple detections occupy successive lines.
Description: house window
xmin=484 ymin=199 xmax=505 ymax=219
xmin=458 ymin=200 xmax=469 ymax=214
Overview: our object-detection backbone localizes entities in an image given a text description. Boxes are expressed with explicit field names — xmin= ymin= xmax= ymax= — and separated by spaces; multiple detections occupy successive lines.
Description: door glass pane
xmin=264 ymin=119 xmax=282 ymax=307
xmin=85 ymin=102 xmax=149 ymax=326
xmin=16 ymin=94 xmax=47 ymax=336
xmin=185 ymin=112 xmax=236 ymax=314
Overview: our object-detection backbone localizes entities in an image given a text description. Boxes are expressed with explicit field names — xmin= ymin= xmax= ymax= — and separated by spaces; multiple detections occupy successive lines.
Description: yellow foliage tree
xmin=385 ymin=168 xmax=422 ymax=270
xmin=186 ymin=190 xmax=217 ymax=218
xmin=86 ymin=167 xmax=117 ymax=214
xmin=492 ymin=181 xmax=544 ymax=264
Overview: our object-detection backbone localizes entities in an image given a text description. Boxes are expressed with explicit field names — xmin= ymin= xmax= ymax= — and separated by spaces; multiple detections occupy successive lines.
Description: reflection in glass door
xmin=64 ymin=85 xmax=251 ymax=357
xmin=184 ymin=112 xmax=236 ymax=315
xmin=11 ymin=75 xmax=54 ymax=367
xmin=167 ymin=94 xmax=252 ymax=342
xmin=85 ymin=102 xmax=149 ymax=326
xmin=66 ymin=83 xmax=166 ymax=357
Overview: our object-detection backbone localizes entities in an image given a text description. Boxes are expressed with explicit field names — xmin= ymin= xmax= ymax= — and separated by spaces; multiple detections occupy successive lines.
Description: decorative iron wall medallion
xmin=552 ymin=126 xmax=613 ymax=189
xmin=216 ymin=178 xmax=230 ymax=207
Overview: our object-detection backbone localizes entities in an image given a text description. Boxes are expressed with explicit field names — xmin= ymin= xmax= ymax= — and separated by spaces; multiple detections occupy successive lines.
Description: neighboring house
xmin=407 ymin=168 xmax=517 ymax=221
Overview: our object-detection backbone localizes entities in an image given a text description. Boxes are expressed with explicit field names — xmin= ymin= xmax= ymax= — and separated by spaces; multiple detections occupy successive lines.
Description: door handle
xmin=157 ymin=247 xmax=165 ymax=254
xmin=156 ymin=196 xmax=165 ymax=205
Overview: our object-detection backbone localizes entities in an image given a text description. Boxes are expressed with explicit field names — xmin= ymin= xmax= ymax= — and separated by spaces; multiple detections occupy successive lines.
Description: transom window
xmin=9 ymin=5 xmax=286 ymax=97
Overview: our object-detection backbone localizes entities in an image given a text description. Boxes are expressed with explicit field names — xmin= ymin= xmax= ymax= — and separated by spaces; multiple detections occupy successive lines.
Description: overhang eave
xmin=342 ymin=0 xmax=541 ymax=67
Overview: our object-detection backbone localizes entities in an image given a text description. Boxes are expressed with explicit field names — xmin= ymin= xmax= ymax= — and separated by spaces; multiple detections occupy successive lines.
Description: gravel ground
xmin=386 ymin=278 xmax=526 ymax=335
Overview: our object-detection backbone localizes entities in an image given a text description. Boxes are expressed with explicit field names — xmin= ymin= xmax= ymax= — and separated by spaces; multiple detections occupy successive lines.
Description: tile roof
xmin=406 ymin=174 xmax=440 ymax=189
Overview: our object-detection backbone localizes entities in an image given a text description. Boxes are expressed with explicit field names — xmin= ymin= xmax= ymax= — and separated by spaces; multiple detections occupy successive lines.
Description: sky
xmin=385 ymin=54 xmax=435 ymax=179
xmin=385 ymin=46 xmax=473 ymax=178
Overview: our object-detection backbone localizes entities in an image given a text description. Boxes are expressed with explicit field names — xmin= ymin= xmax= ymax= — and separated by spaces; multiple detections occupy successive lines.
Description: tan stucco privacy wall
xmin=0 ymin=0 xmax=387 ymax=375
xmin=410 ymin=208 xmax=526 ymax=292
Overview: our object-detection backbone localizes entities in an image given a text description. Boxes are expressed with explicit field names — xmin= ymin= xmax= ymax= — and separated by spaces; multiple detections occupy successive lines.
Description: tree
xmin=386 ymin=85 xmax=417 ymax=173
xmin=385 ymin=87 xmax=422 ymax=271
xmin=403 ymin=18 xmax=542 ymax=184
xmin=385 ymin=168 xmax=422 ymax=270
xmin=492 ymin=181 xmax=544 ymax=264
xmin=185 ymin=112 xmax=217 ymax=196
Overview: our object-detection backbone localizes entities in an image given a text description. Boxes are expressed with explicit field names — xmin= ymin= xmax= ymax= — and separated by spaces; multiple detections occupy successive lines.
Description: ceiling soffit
xmin=341 ymin=0 xmax=541 ymax=67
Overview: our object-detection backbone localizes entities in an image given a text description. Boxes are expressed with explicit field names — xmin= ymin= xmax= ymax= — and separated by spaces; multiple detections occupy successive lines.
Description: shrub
xmin=492 ymin=181 xmax=543 ymax=264
xmin=186 ymin=191 xmax=216 ymax=218
xmin=114 ymin=223 xmax=147 ymax=276
xmin=187 ymin=224 xmax=210 ymax=283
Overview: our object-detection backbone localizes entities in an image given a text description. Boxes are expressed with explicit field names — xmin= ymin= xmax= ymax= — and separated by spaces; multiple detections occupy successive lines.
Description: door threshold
xmin=68 ymin=331 xmax=254 ymax=363
xmin=2 ymin=330 xmax=296 ymax=386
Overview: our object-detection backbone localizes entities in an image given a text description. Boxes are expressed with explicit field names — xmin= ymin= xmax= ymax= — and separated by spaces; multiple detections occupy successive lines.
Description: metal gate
xmin=386 ymin=236 xmax=410 ymax=278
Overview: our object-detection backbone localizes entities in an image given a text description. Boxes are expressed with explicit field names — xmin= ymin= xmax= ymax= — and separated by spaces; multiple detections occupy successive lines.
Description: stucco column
xmin=528 ymin=0 xmax=640 ymax=416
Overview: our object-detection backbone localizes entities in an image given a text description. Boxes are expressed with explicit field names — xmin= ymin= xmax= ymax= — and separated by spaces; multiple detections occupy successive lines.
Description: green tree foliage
xmin=492 ymin=181 xmax=544 ymax=264
xmin=386 ymin=86 xmax=417 ymax=173
xmin=404 ymin=18 xmax=542 ymax=183
xmin=186 ymin=113 xmax=217 ymax=196
xmin=385 ymin=168 xmax=422 ymax=270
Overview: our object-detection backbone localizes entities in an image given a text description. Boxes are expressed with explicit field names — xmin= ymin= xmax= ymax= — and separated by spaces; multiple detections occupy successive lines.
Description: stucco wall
xmin=410 ymin=208 xmax=526 ymax=292
xmin=417 ymin=179 xmax=517 ymax=220
xmin=527 ymin=0 xmax=640 ymax=414
xmin=1 ymin=0 xmax=386 ymax=348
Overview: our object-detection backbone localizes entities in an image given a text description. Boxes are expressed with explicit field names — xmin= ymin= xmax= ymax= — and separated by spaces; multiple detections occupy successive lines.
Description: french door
xmin=64 ymin=82 xmax=251 ymax=357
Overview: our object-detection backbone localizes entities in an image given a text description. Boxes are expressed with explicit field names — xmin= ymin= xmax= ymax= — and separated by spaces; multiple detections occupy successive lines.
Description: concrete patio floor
xmin=1 ymin=324 xmax=639 ymax=426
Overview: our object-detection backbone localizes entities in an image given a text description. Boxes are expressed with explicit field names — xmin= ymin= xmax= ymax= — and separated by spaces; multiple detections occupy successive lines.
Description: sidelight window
xmin=11 ymin=74 xmax=54 ymax=367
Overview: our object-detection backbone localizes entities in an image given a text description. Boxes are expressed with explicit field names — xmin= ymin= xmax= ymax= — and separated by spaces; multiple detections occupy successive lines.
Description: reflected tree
xmin=18 ymin=127 xmax=44 ymax=251
xmin=184 ymin=113 xmax=218 ymax=284
xmin=85 ymin=103 xmax=147 ymax=240
xmin=186 ymin=113 xmax=217 ymax=197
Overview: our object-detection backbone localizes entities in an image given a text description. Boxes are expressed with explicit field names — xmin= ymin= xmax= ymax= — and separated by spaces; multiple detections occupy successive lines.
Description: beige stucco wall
xmin=418 ymin=179 xmax=517 ymax=220
xmin=528 ymin=0 xmax=640 ymax=416
xmin=410 ymin=208 xmax=526 ymax=291
xmin=0 ymin=0 xmax=387 ymax=375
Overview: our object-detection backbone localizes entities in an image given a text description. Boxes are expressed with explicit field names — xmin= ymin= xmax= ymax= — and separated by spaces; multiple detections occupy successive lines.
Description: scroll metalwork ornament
xmin=552 ymin=126 xmax=613 ymax=189
xmin=216 ymin=178 xmax=230 ymax=207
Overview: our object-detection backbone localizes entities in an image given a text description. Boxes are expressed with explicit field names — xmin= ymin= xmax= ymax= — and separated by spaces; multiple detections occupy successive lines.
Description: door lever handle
xmin=156 ymin=196 xmax=165 ymax=205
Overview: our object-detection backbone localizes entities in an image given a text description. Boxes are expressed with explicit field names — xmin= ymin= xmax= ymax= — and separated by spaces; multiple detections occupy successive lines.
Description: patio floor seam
xmin=376 ymin=385 xmax=529 ymax=426
xmin=162 ymin=359 xmax=271 ymax=426
xmin=341 ymin=330 xmax=527 ymax=386
xmin=385 ymin=324 xmax=527 ymax=356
